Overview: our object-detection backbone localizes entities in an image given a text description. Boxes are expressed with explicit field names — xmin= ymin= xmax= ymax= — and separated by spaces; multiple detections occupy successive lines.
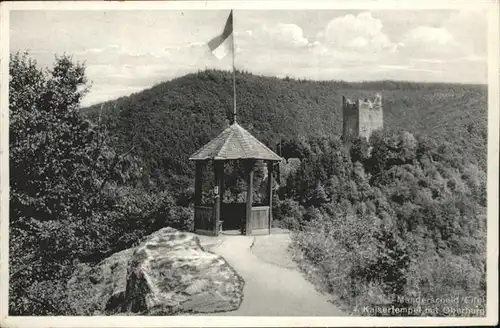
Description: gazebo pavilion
xmin=189 ymin=122 xmax=282 ymax=236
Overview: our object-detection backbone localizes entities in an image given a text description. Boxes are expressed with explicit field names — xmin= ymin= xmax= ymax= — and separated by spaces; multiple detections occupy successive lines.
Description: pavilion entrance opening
xmin=189 ymin=122 xmax=281 ymax=236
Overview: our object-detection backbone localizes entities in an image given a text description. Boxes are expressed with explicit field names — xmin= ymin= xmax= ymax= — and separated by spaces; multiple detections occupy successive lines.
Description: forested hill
xmin=11 ymin=54 xmax=488 ymax=316
xmin=83 ymin=69 xmax=487 ymax=190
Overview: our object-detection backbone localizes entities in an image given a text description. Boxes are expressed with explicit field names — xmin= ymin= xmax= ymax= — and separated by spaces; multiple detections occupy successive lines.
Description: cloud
xmin=400 ymin=9 xmax=487 ymax=60
xmin=442 ymin=9 xmax=487 ymax=55
xmin=81 ymin=41 xmax=232 ymax=106
xmin=411 ymin=58 xmax=446 ymax=64
xmin=73 ymin=45 xmax=172 ymax=68
xmin=14 ymin=10 xmax=488 ymax=106
xmin=250 ymin=23 xmax=311 ymax=48
xmin=74 ymin=44 xmax=121 ymax=55
xmin=81 ymin=84 xmax=146 ymax=107
xmin=321 ymin=12 xmax=397 ymax=53
xmin=271 ymin=23 xmax=310 ymax=47
xmin=403 ymin=26 xmax=454 ymax=46
xmin=377 ymin=64 xmax=441 ymax=74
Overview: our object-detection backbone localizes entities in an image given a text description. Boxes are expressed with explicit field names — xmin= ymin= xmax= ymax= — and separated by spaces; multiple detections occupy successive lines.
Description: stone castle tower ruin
xmin=342 ymin=93 xmax=383 ymax=142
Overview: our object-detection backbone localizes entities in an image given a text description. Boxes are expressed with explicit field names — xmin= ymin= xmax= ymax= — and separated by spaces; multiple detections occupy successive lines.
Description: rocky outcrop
xmin=67 ymin=227 xmax=243 ymax=315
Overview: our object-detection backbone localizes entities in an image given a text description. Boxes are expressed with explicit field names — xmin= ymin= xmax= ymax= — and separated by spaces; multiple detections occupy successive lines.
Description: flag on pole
xmin=208 ymin=10 xmax=234 ymax=60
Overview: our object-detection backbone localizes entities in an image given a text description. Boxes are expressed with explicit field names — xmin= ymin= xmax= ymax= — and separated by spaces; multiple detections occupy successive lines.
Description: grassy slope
xmin=83 ymin=69 xmax=487 ymax=190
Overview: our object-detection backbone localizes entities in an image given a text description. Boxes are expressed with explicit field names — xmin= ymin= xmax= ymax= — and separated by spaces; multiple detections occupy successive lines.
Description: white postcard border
xmin=0 ymin=1 xmax=498 ymax=327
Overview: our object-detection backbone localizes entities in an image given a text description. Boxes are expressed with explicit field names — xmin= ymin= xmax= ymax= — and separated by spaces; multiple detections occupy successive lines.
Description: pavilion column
xmin=194 ymin=161 xmax=203 ymax=232
xmin=267 ymin=161 xmax=274 ymax=234
xmin=194 ymin=161 xmax=203 ymax=206
xmin=245 ymin=159 xmax=255 ymax=236
xmin=213 ymin=161 xmax=224 ymax=236
xmin=219 ymin=163 xmax=225 ymax=204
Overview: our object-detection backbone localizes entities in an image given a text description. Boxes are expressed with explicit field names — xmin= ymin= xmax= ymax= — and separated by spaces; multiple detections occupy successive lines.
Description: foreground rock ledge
xmin=67 ymin=227 xmax=244 ymax=315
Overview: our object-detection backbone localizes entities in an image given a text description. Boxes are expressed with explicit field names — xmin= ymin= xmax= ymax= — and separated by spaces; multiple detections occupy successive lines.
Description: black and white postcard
xmin=0 ymin=1 xmax=498 ymax=327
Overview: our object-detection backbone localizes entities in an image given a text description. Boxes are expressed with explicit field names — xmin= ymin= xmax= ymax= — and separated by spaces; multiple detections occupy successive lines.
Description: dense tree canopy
xmin=10 ymin=54 xmax=487 ymax=316
xmin=276 ymin=131 xmax=486 ymax=316
xmin=9 ymin=53 xmax=191 ymax=315
xmin=83 ymin=69 xmax=487 ymax=198
xmin=81 ymin=68 xmax=488 ymax=317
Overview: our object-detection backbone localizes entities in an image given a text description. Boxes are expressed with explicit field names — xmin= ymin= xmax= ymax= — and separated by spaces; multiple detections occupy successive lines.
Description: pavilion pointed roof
xmin=189 ymin=122 xmax=282 ymax=161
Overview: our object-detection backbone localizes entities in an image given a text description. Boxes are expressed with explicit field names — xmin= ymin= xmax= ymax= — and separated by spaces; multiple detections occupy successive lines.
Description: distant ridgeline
xmin=83 ymin=69 xmax=487 ymax=190
xmin=278 ymin=93 xmax=384 ymax=159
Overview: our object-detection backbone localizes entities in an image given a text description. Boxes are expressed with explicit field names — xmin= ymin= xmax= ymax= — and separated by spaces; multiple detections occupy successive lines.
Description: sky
xmin=10 ymin=9 xmax=488 ymax=107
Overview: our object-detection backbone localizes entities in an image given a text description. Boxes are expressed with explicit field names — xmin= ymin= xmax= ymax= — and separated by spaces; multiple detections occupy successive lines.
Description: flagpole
xmin=231 ymin=10 xmax=237 ymax=124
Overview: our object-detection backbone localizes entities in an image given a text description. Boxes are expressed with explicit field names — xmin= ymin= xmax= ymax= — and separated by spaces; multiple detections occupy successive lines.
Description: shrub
xmin=285 ymin=131 xmax=486 ymax=316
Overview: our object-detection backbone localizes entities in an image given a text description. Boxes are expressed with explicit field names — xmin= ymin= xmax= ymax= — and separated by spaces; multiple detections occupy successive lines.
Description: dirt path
xmin=200 ymin=232 xmax=345 ymax=316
